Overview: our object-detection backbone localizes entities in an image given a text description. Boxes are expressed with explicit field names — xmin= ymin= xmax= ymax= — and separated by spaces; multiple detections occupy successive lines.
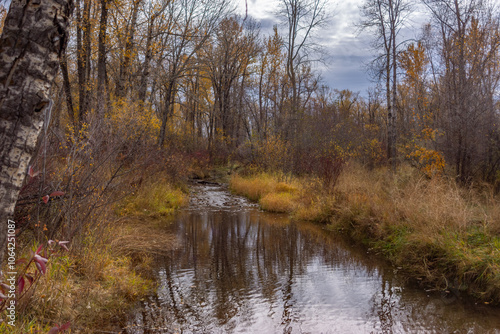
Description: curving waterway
xmin=126 ymin=184 xmax=500 ymax=333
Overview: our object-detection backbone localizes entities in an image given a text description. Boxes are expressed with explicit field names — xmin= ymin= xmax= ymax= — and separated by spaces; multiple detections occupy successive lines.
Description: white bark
xmin=0 ymin=0 xmax=74 ymax=265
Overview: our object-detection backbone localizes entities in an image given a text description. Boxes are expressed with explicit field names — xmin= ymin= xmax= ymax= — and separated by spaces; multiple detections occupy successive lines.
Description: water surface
xmin=126 ymin=184 xmax=500 ymax=333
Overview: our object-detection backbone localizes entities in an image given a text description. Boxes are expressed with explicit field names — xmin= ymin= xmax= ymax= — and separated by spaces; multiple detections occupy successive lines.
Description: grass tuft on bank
xmin=230 ymin=173 xmax=300 ymax=213
xmin=117 ymin=177 xmax=188 ymax=216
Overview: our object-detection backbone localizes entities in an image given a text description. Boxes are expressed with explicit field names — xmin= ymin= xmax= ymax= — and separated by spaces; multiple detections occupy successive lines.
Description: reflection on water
xmin=127 ymin=185 xmax=500 ymax=334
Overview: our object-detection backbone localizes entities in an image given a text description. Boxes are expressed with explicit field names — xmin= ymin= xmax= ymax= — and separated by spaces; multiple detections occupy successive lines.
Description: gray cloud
xmin=238 ymin=0 xmax=425 ymax=95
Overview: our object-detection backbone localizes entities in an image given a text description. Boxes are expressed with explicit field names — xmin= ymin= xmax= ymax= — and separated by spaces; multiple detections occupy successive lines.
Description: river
xmin=126 ymin=183 xmax=500 ymax=333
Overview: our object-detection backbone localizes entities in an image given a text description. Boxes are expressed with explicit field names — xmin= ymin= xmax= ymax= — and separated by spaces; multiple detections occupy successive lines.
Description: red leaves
xmin=47 ymin=322 xmax=71 ymax=334
xmin=50 ymin=191 xmax=65 ymax=197
xmin=28 ymin=166 xmax=39 ymax=178
xmin=34 ymin=254 xmax=48 ymax=275
xmin=42 ymin=191 xmax=65 ymax=204
xmin=17 ymin=276 xmax=25 ymax=294
xmin=58 ymin=241 xmax=70 ymax=251
xmin=25 ymin=274 xmax=34 ymax=285
xmin=48 ymin=240 xmax=70 ymax=252
xmin=17 ymin=274 xmax=33 ymax=294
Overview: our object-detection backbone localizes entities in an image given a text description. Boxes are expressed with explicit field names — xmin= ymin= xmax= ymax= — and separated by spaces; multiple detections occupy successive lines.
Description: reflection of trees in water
xmin=128 ymin=208 xmax=500 ymax=333
xmin=367 ymin=264 xmax=500 ymax=333
xmin=149 ymin=210 xmax=386 ymax=332
xmin=369 ymin=279 xmax=397 ymax=334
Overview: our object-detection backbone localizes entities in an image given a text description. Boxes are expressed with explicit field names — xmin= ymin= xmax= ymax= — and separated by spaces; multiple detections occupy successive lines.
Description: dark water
xmin=126 ymin=184 xmax=500 ymax=333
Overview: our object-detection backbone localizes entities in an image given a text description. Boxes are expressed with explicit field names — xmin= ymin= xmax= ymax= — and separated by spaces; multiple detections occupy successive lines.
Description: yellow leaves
xmin=324 ymin=140 xmax=356 ymax=160
xmin=254 ymin=135 xmax=290 ymax=172
xmin=363 ymin=138 xmax=384 ymax=164
xmin=107 ymin=99 xmax=160 ymax=143
xmin=399 ymin=42 xmax=428 ymax=83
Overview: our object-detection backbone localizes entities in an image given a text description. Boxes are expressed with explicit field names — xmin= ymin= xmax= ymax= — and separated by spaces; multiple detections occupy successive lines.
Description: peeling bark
xmin=0 ymin=0 xmax=74 ymax=265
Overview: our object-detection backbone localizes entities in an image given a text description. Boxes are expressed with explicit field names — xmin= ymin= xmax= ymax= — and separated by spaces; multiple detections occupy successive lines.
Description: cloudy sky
xmin=234 ymin=0 xmax=427 ymax=95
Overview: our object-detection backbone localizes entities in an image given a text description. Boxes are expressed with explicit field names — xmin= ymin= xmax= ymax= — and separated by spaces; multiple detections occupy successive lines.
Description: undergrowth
xmin=3 ymin=177 xmax=186 ymax=333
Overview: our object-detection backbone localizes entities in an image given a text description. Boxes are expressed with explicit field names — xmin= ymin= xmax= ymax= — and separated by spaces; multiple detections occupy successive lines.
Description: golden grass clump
xmin=260 ymin=192 xmax=297 ymax=213
xmin=230 ymin=173 xmax=277 ymax=201
xmin=119 ymin=178 xmax=188 ymax=216
xmin=230 ymin=173 xmax=302 ymax=213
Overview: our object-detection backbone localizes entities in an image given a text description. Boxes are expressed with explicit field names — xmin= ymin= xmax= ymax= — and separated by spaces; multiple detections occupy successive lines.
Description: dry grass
xmin=110 ymin=216 xmax=180 ymax=257
xmin=118 ymin=177 xmax=188 ymax=216
xmin=230 ymin=173 xmax=277 ymax=201
xmin=330 ymin=163 xmax=500 ymax=302
xmin=5 ymin=230 xmax=155 ymax=333
xmin=230 ymin=173 xmax=301 ymax=213
xmin=5 ymin=177 xmax=187 ymax=333
xmin=260 ymin=192 xmax=297 ymax=213
xmin=332 ymin=163 xmax=498 ymax=237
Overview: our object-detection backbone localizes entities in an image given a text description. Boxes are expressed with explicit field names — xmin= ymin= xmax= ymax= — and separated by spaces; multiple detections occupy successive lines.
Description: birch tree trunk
xmin=0 ymin=0 xmax=74 ymax=265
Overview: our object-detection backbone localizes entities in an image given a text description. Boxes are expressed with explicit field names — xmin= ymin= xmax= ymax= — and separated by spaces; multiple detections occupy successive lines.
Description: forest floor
xmin=229 ymin=163 xmax=500 ymax=305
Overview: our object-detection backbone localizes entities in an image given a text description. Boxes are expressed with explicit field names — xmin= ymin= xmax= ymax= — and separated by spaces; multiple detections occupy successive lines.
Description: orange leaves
xmin=405 ymin=142 xmax=445 ymax=178
xmin=400 ymin=42 xmax=428 ymax=82
xmin=364 ymin=138 xmax=384 ymax=165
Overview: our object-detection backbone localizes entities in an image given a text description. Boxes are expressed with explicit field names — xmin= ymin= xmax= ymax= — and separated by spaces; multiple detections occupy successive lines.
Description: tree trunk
xmin=60 ymin=50 xmax=75 ymax=125
xmin=82 ymin=0 xmax=92 ymax=120
xmin=116 ymin=0 xmax=141 ymax=99
xmin=97 ymin=0 xmax=108 ymax=115
xmin=76 ymin=0 xmax=85 ymax=123
xmin=390 ymin=1 xmax=397 ymax=172
xmin=138 ymin=13 xmax=155 ymax=102
xmin=0 ymin=0 xmax=74 ymax=266
xmin=76 ymin=0 xmax=91 ymax=125
xmin=158 ymin=80 xmax=176 ymax=147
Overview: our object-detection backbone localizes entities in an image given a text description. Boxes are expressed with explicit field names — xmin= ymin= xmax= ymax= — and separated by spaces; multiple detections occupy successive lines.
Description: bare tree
xmin=156 ymin=0 xmax=231 ymax=147
xmin=422 ymin=0 xmax=500 ymax=182
xmin=115 ymin=0 xmax=143 ymax=99
xmin=0 ymin=0 xmax=74 ymax=265
xmin=97 ymin=0 xmax=109 ymax=115
xmin=360 ymin=0 xmax=411 ymax=171
xmin=76 ymin=0 xmax=92 ymax=125
xmin=276 ymin=0 xmax=328 ymax=138
xmin=202 ymin=16 xmax=261 ymax=150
